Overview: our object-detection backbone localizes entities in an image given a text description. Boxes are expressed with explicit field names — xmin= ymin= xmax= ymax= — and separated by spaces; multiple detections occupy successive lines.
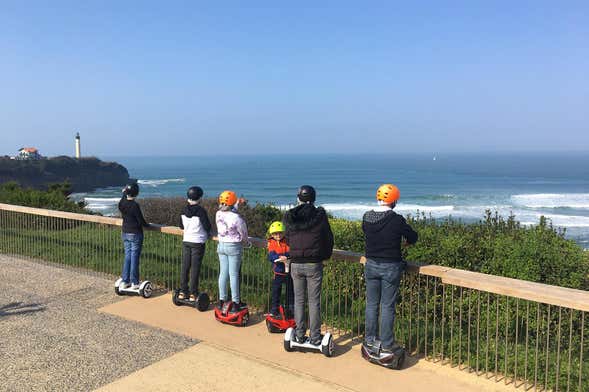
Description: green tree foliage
xmin=0 ymin=182 xmax=87 ymax=213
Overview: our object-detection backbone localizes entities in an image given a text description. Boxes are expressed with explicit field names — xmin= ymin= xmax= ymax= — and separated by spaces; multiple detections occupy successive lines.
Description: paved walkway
xmin=0 ymin=255 xmax=196 ymax=392
xmin=1 ymin=255 xmax=515 ymax=392
xmin=100 ymin=292 xmax=514 ymax=392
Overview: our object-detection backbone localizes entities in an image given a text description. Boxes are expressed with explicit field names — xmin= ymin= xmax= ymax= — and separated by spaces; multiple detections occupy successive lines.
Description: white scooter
xmin=283 ymin=327 xmax=334 ymax=357
xmin=114 ymin=278 xmax=153 ymax=298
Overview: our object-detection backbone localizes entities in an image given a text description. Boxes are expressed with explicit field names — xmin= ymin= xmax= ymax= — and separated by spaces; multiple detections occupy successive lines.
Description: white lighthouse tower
xmin=75 ymin=132 xmax=81 ymax=159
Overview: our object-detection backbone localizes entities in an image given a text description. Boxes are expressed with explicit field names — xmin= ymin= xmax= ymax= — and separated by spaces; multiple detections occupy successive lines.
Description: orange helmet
xmin=219 ymin=190 xmax=238 ymax=206
xmin=376 ymin=184 xmax=400 ymax=204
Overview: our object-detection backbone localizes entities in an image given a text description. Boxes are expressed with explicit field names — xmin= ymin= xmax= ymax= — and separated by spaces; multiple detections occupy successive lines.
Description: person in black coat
xmin=284 ymin=185 xmax=334 ymax=345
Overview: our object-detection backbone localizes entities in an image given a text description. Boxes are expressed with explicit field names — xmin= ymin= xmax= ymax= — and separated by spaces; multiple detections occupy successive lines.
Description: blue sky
xmin=1 ymin=1 xmax=588 ymax=157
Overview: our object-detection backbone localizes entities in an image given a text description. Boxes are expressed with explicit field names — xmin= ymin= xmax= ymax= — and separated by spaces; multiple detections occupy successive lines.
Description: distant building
xmin=75 ymin=132 xmax=81 ymax=159
xmin=16 ymin=147 xmax=42 ymax=160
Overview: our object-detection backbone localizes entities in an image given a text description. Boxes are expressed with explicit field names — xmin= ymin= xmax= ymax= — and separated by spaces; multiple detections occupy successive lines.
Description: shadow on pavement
xmin=0 ymin=301 xmax=46 ymax=318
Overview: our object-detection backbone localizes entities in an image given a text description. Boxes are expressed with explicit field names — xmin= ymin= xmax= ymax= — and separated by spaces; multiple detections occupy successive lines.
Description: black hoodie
xmin=118 ymin=197 xmax=149 ymax=234
xmin=362 ymin=208 xmax=418 ymax=262
xmin=284 ymin=203 xmax=334 ymax=263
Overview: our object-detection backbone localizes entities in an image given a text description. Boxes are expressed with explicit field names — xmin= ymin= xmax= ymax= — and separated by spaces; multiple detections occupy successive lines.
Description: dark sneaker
xmin=269 ymin=311 xmax=282 ymax=320
xmin=381 ymin=344 xmax=403 ymax=355
xmin=294 ymin=335 xmax=307 ymax=344
xmin=310 ymin=335 xmax=323 ymax=346
xmin=230 ymin=302 xmax=241 ymax=313
xmin=217 ymin=300 xmax=224 ymax=310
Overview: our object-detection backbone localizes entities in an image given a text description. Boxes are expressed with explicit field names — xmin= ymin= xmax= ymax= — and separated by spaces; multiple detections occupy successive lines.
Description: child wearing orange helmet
xmin=362 ymin=184 xmax=418 ymax=357
xmin=216 ymin=190 xmax=249 ymax=312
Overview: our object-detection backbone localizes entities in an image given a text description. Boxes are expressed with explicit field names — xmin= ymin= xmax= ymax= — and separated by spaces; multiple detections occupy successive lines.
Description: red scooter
xmin=214 ymin=301 xmax=249 ymax=327
xmin=265 ymin=259 xmax=295 ymax=333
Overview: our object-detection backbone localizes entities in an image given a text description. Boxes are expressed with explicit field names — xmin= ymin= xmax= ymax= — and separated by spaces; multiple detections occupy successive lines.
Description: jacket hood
xmin=183 ymin=204 xmax=202 ymax=218
xmin=363 ymin=209 xmax=397 ymax=230
xmin=285 ymin=204 xmax=327 ymax=231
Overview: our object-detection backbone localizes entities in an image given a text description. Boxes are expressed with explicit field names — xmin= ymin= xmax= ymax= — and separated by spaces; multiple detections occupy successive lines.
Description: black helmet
xmin=187 ymin=186 xmax=203 ymax=201
xmin=297 ymin=185 xmax=316 ymax=203
xmin=124 ymin=182 xmax=139 ymax=197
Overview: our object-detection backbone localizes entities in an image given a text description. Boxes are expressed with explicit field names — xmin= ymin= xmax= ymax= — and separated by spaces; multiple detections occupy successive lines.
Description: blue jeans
xmin=122 ymin=232 xmax=143 ymax=285
xmin=217 ymin=242 xmax=243 ymax=303
xmin=364 ymin=259 xmax=405 ymax=349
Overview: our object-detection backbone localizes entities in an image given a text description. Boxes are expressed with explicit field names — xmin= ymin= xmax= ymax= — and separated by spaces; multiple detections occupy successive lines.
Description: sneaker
xmin=294 ymin=335 xmax=307 ymax=344
xmin=120 ymin=282 xmax=130 ymax=289
xmin=178 ymin=292 xmax=186 ymax=300
xmin=189 ymin=294 xmax=196 ymax=302
xmin=381 ymin=344 xmax=402 ymax=355
xmin=269 ymin=312 xmax=282 ymax=320
xmin=217 ymin=300 xmax=224 ymax=310
xmin=230 ymin=302 xmax=241 ymax=313
xmin=130 ymin=283 xmax=140 ymax=290
xmin=310 ymin=335 xmax=323 ymax=346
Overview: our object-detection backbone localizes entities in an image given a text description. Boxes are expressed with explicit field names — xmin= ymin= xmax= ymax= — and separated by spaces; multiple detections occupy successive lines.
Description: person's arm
xmin=198 ymin=207 xmax=212 ymax=236
xmin=323 ymin=215 xmax=334 ymax=259
xmin=135 ymin=204 xmax=149 ymax=227
xmin=400 ymin=216 xmax=418 ymax=245
xmin=238 ymin=216 xmax=249 ymax=244
xmin=268 ymin=251 xmax=279 ymax=263
xmin=179 ymin=208 xmax=185 ymax=229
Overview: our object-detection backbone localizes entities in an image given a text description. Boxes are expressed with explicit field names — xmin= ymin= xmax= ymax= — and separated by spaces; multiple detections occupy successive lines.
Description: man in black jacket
xmin=284 ymin=185 xmax=334 ymax=345
xmin=362 ymin=184 xmax=417 ymax=354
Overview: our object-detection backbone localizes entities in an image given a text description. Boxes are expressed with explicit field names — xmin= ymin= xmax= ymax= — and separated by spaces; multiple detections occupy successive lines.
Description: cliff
xmin=0 ymin=156 xmax=130 ymax=192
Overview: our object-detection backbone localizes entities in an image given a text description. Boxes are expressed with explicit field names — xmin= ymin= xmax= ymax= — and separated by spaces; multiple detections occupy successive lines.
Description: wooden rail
xmin=1 ymin=202 xmax=588 ymax=312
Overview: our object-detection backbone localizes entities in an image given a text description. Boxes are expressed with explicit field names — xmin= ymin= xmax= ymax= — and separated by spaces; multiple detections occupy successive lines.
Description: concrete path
xmin=100 ymin=293 xmax=515 ymax=392
xmin=0 ymin=255 xmax=196 ymax=392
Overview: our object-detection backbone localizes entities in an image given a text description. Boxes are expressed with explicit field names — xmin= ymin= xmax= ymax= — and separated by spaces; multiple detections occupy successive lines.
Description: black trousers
xmin=181 ymin=242 xmax=205 ymax=295
xmin=271 ymin=273 xmax=295 ymax=314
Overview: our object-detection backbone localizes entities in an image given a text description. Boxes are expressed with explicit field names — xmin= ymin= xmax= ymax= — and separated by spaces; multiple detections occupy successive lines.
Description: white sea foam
xmin=138 ymin=178 xmax=186 ymax=187
xmin=511 ymin=193 xmax=589 ymax=209
xmin=317 ymin=203 xmax=455 ymax=220
xmin=84 ymin=197 xmax=121 ymax=203
xmin=311 ymin=202 xmax=589 ymax=228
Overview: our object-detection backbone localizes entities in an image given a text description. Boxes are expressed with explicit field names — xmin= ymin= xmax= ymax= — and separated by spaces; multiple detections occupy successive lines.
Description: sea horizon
xmin=72 ymin=152 xmax=589 ymax=248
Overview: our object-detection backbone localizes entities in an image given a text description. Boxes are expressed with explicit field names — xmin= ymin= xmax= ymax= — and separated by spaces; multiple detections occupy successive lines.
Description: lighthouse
xmin=75 ymin=132 xmax=81 ymax=159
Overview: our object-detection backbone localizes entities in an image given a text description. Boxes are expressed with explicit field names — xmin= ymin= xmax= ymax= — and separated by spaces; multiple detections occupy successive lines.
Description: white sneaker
xmin=120 ymin=282 xmax=130 ymax=289
xmin=130 ymin=284 xmax=140 ymax=290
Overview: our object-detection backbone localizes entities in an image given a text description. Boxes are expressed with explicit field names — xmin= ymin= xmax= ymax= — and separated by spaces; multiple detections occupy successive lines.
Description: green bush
xmin=0 ymin=182 xmax=87 ymax=213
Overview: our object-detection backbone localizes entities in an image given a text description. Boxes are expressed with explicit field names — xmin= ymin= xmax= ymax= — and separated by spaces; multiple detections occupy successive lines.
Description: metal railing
xmin=0 ymin=203 xmax=587 ymax=391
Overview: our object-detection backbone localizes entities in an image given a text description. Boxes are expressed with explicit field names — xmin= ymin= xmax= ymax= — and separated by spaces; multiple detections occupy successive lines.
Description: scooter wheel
xmin=321 ymin=334 xmax=334 ymax=357
xmin=196 ymin=293 xmax=210 ymax=312
xmin=284 ymin=329 xmax=294 ymax=352
xmin=114 ymin=286 xmax=123 ymax=296
xmin=395 ymin=352 xmax=406 ymax=370
xmin=266 ymin=319 xmax=281 ymax=333
xmin=172 ymin=290 xmax=182 ymax=306
xmin=141 ymin=282 xmax=153 ymax=298
xmin=241 ymin=313 xmax=249 ymax=327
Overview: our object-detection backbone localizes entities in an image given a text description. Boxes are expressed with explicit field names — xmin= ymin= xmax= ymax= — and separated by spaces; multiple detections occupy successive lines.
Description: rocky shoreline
xmin=0 ymin=156 xmax=130 ymax=192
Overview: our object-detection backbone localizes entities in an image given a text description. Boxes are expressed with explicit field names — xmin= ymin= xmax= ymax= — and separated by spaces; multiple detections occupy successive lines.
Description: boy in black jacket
xmin=118 ymin=182 xmax=150 ymax=289
xmin=179 ymin=186 xmax=211 ymax=301
xmin=284 ymin=185 xmax=334 ymax=345
xmin=362 ymin=184 xmax=417 ymax=354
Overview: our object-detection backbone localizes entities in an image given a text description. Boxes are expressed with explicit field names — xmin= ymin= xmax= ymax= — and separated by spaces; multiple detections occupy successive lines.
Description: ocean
xmin=71 ymin=153 xmax=589 ymax=247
